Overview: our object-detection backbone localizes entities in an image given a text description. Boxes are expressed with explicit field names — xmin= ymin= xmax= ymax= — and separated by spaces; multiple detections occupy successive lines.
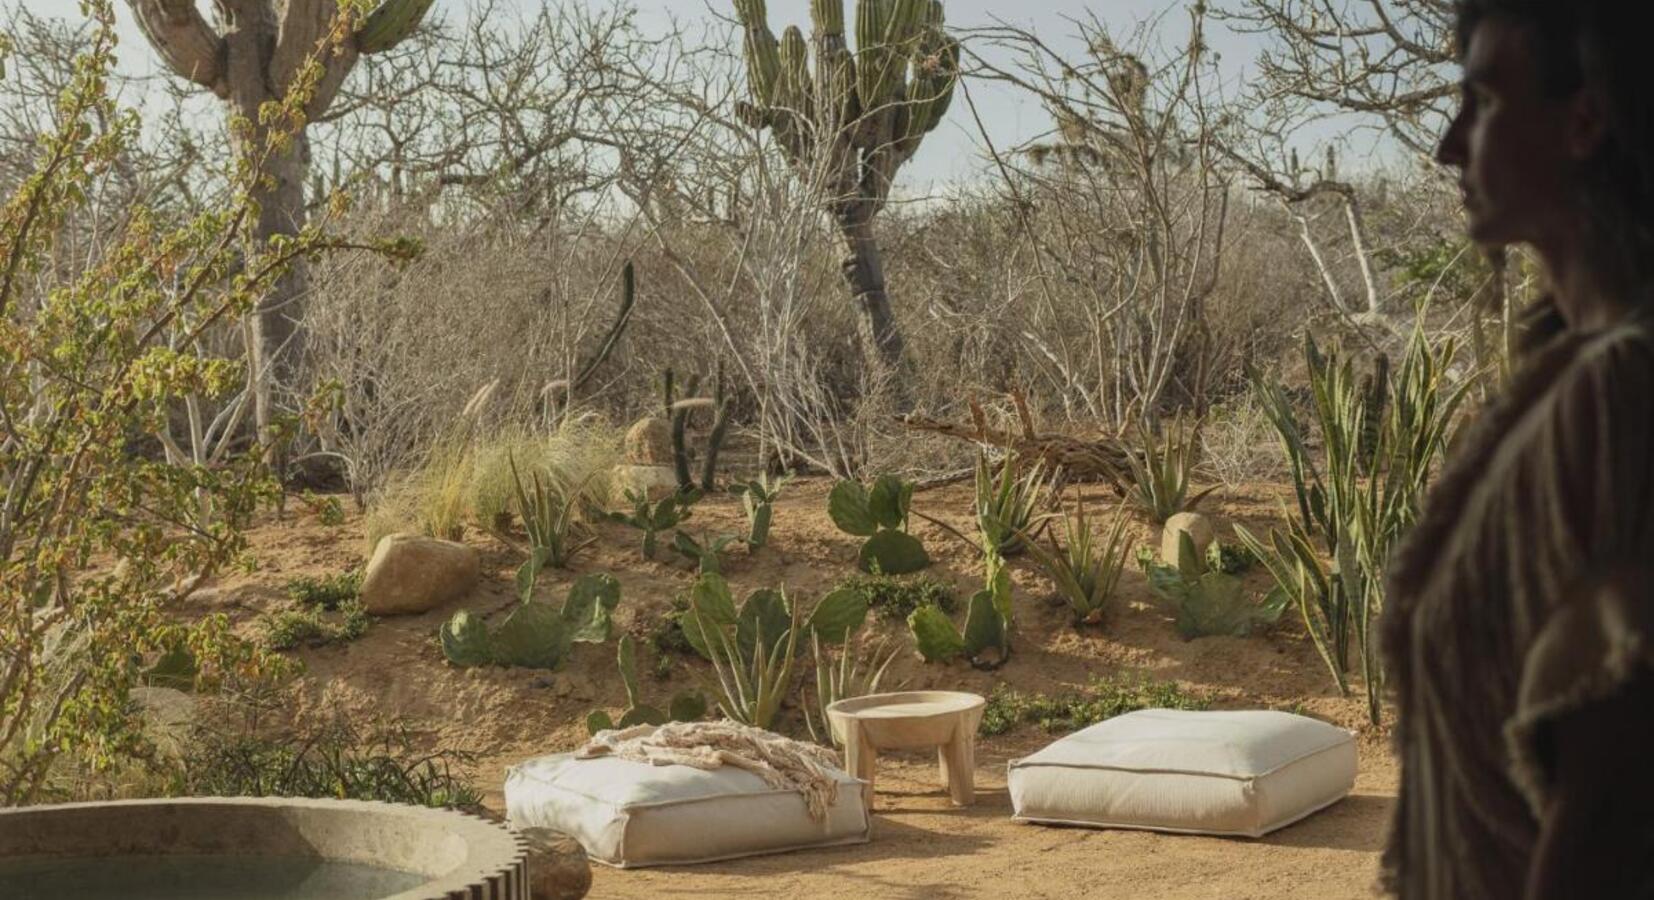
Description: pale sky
xmin=14 ymin=0 xmax=1381 ymax=190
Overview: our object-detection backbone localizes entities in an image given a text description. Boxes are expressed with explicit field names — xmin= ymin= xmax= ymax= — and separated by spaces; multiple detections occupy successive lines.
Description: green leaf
xmin=586 ymin=710 xmax=615 ymax=736
xmin=439 ymin=610 xmax=493 ymax=668
xmin=868 ymin=475 xmax=909 ymax=530
xmin=617 ymin=635 xmax=642 ymax=707
xmin=961 ymin=588 xmax=1006 ymax=657
xmin=668 ymin=691 xmax=708 ymax=722
xmin=491 ymin=601 xmax=569 ymax=669
xmin=828 ymin=480 xmax=878 ymax=536
xmin=562 ymin=573 xmax=621 ymax=643
xmin=806 ymin=588 xmax=869 ymax=645
xmin=514 ymin=552 xmax=544 ymax=603
xmin=682 ymin=573 xmax=740 ymax=659
xmin=737 ymin=588 xmax=791 ymax=664
xmin=908 ymin=605 xmax=965 ymax=663
xmin=859 ymin=529 xmax=930 ymax=574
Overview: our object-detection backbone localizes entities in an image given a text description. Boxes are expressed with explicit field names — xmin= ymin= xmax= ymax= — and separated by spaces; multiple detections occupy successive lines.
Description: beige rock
xmin=520 ymin=827 xmax=592 ymax=900
xmin=359 ymin=534 xmax=479 ymax=616
xmin=611 ymin=464 xmax=680 ymax=502
xmin=622 ymin=416 xmax=673 ymax=466
xmin=1161 ymin=512 xmax=1216 ymax=565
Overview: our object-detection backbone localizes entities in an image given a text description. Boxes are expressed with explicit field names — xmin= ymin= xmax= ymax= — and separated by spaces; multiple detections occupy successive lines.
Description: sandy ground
xmin=189 ymin=477 xmax=1394 ymax=900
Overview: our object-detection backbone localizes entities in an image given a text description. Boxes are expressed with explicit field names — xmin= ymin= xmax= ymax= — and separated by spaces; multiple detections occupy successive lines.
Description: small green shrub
xmin=284 ymin=570 xmax=362 ymax=611
xmin=978 ymin=677 xmax=1207 ymax=737
xmin=1206 ymin=540 xmax=1259 ymax=575
xmin=300 ymin=492 xmax=347 ymax=527
xmin=172 ymin=710 xmax=481 ymax=811
xmin=835 ymin=571 xmax=956 ymax=622
xmin=670 ymin=530 xmax=739 ymax=574
xmin=262 ymin=599 xmax=370 ymax=651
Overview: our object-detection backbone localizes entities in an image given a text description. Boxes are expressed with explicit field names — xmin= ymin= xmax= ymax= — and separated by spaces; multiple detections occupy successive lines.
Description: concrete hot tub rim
xmin=0 ymin=796 xmax=532 ymax=900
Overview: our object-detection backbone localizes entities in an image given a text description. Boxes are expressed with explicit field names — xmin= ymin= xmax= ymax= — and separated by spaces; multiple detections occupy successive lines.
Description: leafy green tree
xmin=0 ymin=1 xmax=409 ymax=804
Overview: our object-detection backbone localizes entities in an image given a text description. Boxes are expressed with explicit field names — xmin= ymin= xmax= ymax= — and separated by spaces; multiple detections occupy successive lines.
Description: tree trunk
xmin=836 ymin=209 xmax=910 ymax=408
xmin=221 ymin=0 xmax=310 ymax=468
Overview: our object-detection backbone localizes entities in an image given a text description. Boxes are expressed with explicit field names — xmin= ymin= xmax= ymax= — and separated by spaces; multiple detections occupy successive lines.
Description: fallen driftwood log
xmin=897 ymin=392 xmax=1135 ymax=493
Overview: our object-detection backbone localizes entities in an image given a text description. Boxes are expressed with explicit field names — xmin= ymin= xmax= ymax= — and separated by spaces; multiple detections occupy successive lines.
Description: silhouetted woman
xmin=1384 ymin=2 xmax=1654 ymax=898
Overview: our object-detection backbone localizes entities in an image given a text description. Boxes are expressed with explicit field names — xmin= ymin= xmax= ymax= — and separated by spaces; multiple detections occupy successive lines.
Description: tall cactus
xmin=128 ymin=0 xmax=437 ymax=462
xmin=734 ymin=0 xmax=959 ymax=397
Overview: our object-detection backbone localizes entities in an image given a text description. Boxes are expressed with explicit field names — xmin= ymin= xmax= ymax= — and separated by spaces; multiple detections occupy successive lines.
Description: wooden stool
xmin=826 ymin=691 xmax=986 ymax=812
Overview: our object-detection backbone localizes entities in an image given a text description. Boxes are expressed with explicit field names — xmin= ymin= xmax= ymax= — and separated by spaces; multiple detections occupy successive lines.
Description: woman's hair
xmin=1456 ymin=1 xmax=1654 ymax=305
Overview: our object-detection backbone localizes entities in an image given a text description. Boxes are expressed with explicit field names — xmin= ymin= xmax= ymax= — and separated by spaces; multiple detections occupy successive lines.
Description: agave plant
xmin=694 ymin=591 xmax=803 ymax=731
xmin=805 ymin=634 xmax=898 ymax=746
xmin=974 ymin=452 xmax=1055 ymax=557
xmin=1022 ymin=493 xmax=1130 ymax=626
xmin=1123 ymin=417 xmax=1214 ymax=524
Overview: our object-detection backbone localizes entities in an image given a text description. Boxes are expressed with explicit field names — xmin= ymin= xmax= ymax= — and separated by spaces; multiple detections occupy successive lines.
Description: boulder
xmin=611 ymin=464 xmax=680 ymax=502
xmin=359 ymin=534 xmax=479 ymax=616
xmin=1161 ymin=512 xmax=1216 ymax=565
xmin=519 ymin=827 xmax=592 ymax=900
xmin=623 ymin=417 xmax=674 ymax=466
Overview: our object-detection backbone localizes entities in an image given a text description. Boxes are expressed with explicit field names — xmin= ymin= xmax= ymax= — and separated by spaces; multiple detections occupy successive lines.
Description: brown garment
xmin=1382 ymin=312 xmax=1654 ymax=899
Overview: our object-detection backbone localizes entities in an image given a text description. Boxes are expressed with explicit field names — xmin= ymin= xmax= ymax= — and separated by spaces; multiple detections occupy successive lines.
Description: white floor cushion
xmin=1008 ymin=709 xmax=1357 ymax=838
xmin=504 ymin=752 xmax=871 ymax=868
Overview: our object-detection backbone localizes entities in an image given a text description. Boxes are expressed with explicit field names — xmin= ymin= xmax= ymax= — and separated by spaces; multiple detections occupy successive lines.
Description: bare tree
xmin=127 ymin=0 xmax=438 ymax=452
xmin=967 ymin=6 xmax=1231 ymax=428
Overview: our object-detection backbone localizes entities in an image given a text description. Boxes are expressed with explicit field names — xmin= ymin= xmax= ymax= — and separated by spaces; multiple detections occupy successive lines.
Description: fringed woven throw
xmin=577 ymin=721 xmax=842 ymax=820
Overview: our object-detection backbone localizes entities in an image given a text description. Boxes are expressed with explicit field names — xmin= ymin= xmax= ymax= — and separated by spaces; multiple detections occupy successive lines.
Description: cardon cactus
xmin=732 ymin=0 xmax=960 ymax=387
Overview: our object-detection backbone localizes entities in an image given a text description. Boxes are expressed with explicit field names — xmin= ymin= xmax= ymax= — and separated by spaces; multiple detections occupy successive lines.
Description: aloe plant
xmin=1123 ymin=417 xmax=1214 ymax=524
xmin=907 ymin=550 xmax=1014 ymax=669
xmin=509 ymin=454 xmax=593 ymax=602
xmin=1236 ymin=324 xmax=1469 ymax=724
xmin=974 ymin=452 xmax=1055 ymax=557
xmin=805 ymin=634 xmax=898 ymax=746
xmin=829 ymin=474 xmax=930 ymax=574
xmin=586 ymin=636 xmax=708 ymax=735
xmin=1022 ymin=494 xmax=1129 ymax=626
xmin=608 ymin=487 xmax=701 ymax=560
xmin=1140 ymin=533 xmax=1288 ymax=640
xmin=438 ymin=574 xmax=622 ymax=670
xmin=732 ymin=473 xmax=790 ymax=550
xmin=693 ymin=589 xmax=802 ymax=730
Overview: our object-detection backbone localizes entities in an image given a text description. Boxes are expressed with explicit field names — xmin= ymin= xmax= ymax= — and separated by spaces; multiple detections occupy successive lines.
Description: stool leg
xmin=940 ymin=725 xmax=975 ymax=806
xmin=842 ymin=719 xmax=878 ymax=814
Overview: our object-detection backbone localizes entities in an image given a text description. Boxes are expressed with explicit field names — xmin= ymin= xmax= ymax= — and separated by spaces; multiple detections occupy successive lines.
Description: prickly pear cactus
xmin=858 ymin=528 xmax=929 ymax=574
